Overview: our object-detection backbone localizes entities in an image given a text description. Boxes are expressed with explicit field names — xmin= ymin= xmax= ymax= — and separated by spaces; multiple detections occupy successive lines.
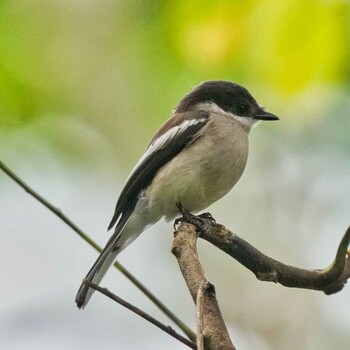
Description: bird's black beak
xmin=254 ymin=110 xmax=279 ymax=121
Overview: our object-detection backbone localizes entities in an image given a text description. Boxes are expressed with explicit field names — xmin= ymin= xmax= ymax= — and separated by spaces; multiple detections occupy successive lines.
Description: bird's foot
xmin=174 ymin=202 xmax=214 ymax=234
xmin=174 ymin=202 xmax=204 ymax=230
xmin=197 ymin=211 xmax=216 ymax=223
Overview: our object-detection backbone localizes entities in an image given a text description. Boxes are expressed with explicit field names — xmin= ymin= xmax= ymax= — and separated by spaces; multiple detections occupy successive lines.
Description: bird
xmin=75 ymin=80 xmax=279 ymax=308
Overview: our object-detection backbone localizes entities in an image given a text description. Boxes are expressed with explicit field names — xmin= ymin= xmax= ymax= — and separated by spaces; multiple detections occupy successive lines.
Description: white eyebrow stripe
xmin=196 ymin=102 xmax=255 ymax=128
xmin=125 ymin=117 xmax=207 ymax=184
xmin=195 ymin=101 xmax=242 ymax=121
xmin=195 ymin=102 xmax=227 ymax=115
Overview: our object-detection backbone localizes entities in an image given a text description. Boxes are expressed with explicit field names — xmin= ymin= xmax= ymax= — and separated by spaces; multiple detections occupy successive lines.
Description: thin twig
xmin=0 ymin=160 xmax=195 ymax=342
xmin=83 ymin=280 xmax=197 ymax=350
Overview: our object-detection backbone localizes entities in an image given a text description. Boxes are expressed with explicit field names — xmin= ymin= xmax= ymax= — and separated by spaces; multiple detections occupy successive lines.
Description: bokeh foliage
xmin=0 ymin=0 xmax=349 ymax=130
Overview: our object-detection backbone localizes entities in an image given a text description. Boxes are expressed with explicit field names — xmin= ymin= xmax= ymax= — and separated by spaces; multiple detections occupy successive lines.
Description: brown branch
xmin=83 ymin=280 xmax=196 ymax=350
xmin=196 ymin=282 xmax=206 ymax=350
xmin=172 ymin=223 xmax=236 ymax=350
xmin=199 ymin=218 xmax=350 ymax=295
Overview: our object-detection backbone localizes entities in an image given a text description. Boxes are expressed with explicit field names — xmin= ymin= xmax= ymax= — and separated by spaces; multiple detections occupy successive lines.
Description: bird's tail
xmin=75 ymin=235 xmax=123 ymax=309
xmin=75 ymin=206 xmax=159 ymax=309
xmin=75 ymin=212 xmax=133 ymax=309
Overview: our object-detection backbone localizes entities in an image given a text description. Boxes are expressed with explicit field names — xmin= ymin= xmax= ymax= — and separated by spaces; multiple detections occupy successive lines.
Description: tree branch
xmin=172 ymin=223 xmax=236 ymax=350
xmin=198 ymin=218 xmax=350 ymax=294
xmin=0 ymin=160 xmax=195 ymax=342
xmin=196 ymin=282 xmax=206 ymax=350
xmin=83 ymin=280 xmax=196 ymax=349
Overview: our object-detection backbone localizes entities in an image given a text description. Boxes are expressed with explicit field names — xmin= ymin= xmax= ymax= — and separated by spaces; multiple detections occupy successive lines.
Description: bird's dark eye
xmin=236 ymin=104 xmax=248 ymax=116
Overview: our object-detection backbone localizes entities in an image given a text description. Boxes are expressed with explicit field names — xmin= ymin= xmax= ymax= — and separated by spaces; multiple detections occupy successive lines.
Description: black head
xmin=175 ymin=80 xmax=278 ymax=121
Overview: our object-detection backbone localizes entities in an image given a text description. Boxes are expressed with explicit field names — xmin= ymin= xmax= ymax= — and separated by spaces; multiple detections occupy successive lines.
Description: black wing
xmin=108 ymin=110 xmax=210 ymax=230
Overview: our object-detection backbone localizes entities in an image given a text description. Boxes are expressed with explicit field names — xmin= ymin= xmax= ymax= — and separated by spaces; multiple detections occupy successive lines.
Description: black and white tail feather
xmin=75 ymin=215 xmax=129 ymax=309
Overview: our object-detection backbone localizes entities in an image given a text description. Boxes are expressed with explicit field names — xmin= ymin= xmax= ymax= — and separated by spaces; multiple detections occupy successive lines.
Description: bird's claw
xmin=197 ymin=212 xmax=216 ymax=223
xmin=174 ymin=202 xmax=215 ymax=234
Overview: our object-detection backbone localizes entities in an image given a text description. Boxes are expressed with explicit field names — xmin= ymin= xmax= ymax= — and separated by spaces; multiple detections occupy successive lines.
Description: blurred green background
xmin=1 ymin=1 xmax=349 ymax=349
